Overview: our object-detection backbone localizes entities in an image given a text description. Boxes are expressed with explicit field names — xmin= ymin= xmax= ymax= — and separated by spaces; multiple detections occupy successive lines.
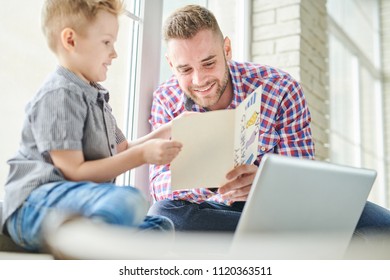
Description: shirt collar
xmin=90 ymin=82 xmax=110 ymax=102
xmin=227 ymin=60 xmax=247 ymax=108
xmin=56 ymin=66 xmax=109 ymax=103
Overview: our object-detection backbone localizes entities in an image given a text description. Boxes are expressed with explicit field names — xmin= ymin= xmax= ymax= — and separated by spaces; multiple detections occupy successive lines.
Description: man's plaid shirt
xmin=149 ymin=60 xmax=315 ymax=205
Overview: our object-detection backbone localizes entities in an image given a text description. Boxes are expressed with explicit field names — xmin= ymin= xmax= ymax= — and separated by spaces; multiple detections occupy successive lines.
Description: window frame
xmin=121 ymin=0 xmax=164 ymax=196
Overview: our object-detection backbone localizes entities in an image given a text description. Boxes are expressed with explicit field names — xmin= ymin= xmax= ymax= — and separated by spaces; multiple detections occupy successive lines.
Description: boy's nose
xmin=111 ymin=48 xmax=117 ymax=59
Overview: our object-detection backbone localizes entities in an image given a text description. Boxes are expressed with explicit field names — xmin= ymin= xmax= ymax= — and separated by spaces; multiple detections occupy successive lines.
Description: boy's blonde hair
xmin=163 ymin=5 xmax=223 ymax=42
xmin=42 ymin=0 xmax=124 ymax=52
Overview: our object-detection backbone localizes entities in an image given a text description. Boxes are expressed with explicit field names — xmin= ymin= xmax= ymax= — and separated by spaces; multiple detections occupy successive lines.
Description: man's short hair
xmin=163 ymin=4 xmax=223 ymax=42
xmin=41 ymin=0 xmax=124 ymax=52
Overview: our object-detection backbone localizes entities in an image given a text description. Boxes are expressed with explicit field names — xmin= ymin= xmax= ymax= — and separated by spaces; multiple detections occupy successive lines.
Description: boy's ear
xmin=60 ymin=28 xmax=76 ymax=51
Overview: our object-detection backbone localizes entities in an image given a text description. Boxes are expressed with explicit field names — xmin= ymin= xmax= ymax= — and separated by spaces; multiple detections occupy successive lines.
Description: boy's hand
xmin=142 ymin=139 xmax=182 ymax=165
xmin=218 ymin=164 xmax=258 ymax=201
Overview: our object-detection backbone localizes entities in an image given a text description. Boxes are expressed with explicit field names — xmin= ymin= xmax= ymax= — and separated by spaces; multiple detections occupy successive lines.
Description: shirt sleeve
xmin=115 ymin=126 xmax=126 ymax=145
xmin=274 ymin=78 xmax=315 ymax=159
xmin=149 ymin=95 xmax=174 ymax=201
xmin=149 ymin=164 xmax=173 ymax=202
xmin=30 ymin=88 xmax=87 ymax=153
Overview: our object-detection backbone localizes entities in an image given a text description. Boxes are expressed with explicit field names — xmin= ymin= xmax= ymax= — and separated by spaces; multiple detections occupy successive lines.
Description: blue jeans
xmin=148 ymin=200 xmax=245 ymax=231
xmin=6 ymin=181 xmax=173 ymax=252
xmin=148 ymin=200 xmax=390 ymax=237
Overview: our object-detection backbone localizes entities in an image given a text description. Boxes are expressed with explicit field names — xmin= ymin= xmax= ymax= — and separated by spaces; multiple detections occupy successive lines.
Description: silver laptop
xmin=231 ymin=154 xmax=376 ymax=259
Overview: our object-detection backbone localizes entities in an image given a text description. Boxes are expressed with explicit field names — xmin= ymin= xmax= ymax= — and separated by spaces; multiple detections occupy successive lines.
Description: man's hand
xmin=218 ymin=164 xmax=258 ymax=201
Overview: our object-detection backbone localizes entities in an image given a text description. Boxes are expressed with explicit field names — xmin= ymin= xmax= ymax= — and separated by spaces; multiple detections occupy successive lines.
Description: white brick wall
xmin=252 ymin=0 xmax=329 ymax=160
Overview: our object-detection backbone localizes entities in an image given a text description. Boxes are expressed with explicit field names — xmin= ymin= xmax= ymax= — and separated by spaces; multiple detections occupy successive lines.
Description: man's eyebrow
xmin=176 ymin=64 xmax=190 ymax=71
xmin=201 ymin=55 xmax=217 ymax=63
xmin=176 ymin=55 xmax=217 ymax=71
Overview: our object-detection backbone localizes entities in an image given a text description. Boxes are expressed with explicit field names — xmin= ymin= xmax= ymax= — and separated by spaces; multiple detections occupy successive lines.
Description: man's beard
xmin=185 ymin=63 xmax=230 ymax=109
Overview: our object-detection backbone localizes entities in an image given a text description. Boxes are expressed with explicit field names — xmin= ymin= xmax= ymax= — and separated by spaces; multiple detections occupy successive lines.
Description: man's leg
xmin=345 ymin=201 xmax=390 ymax=257
xmin=148 ymin=200 xmax=245 ymax=231
xmin=354 ymin=201 xmax=390 ymax=238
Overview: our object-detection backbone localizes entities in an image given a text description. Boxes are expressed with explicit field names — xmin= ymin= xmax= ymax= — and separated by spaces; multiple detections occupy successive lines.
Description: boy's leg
xmin=6 ymin=181 xmax=171 ymax=251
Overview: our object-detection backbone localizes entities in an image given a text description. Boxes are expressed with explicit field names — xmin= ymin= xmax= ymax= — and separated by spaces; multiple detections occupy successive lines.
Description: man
xmin=148 ymin=4 xmax=390 ymax=235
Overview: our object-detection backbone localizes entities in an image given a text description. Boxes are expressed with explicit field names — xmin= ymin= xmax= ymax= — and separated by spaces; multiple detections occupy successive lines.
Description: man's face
xmin=166 ymin=29 xmax=232 ymax=110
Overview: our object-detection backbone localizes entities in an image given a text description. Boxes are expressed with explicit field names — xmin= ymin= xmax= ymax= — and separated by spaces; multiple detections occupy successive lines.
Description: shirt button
xmin=260 ymin=146 xmax=266 ymax=152
xmin=111 ymin=144 xmax=115 ymax=149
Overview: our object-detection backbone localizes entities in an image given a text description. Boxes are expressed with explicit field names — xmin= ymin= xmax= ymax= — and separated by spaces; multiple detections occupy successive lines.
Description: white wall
xmin=0 ymin=1 xmax=55 ymax=199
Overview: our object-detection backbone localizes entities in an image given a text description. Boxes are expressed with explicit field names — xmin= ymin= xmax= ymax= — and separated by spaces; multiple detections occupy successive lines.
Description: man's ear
xmin=60 ymin=28 xmax=76 ymax=51
xmin=223 ymin=36 xmax=232 ymax=60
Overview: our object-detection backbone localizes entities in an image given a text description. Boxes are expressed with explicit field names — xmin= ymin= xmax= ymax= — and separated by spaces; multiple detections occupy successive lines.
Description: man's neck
xmin=208 ymin=78 xmax=234 ymax=111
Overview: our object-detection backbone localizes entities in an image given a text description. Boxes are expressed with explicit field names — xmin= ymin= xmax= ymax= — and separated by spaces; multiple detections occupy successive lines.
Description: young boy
xmin=1 ymin=0 xmax=182 ymax=252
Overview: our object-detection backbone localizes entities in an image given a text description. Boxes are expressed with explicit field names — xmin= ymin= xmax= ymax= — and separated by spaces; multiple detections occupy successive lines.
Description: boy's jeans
xmin=6 ymin=181 xmax=173 ymax=252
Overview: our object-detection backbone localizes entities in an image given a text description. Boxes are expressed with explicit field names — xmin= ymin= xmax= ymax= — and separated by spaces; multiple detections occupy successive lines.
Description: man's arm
xmin=274 ymin=78 xmax=314 ymax=159
xmin=219 ymin=77 xmax=314 ymax=201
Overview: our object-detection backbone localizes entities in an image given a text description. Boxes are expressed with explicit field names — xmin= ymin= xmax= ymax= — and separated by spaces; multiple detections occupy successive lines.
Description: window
xmin=113 ymin=0 xmax=142 ymax=186
xmin=327 ymin=0 xmax=387 ymax=206
xmin=119 ymin=0 xmax=166 ymax=193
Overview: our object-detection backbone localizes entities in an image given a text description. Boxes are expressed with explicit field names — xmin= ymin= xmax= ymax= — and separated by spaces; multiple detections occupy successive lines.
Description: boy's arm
xmin=50 ymin=149 xmax=144 ymax=182
xmin=116 ymin=140 xmax=128 ymax=153
xmin=127 ymin=122 xmax=172 ymax=149
xmin=50 ymin=137 xmax=181 ymax=183
xmin=116 ymin=122 xmax=172 ymax=154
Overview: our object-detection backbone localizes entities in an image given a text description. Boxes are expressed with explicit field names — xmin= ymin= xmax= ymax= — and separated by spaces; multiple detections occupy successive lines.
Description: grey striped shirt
xmin=1 ymin=66 xmax=126 ymax=232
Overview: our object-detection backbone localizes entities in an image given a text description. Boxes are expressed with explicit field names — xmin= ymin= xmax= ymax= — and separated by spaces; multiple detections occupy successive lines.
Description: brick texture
xmin=252 ymin=0 xmax=329 ymax=160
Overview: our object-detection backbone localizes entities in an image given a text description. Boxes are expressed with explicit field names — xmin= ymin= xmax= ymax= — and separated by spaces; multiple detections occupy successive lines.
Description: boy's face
xmin=166 ymin=29 xmax=232 ymax=110
xmin=69 ymin=10 xmax=119 ymax=83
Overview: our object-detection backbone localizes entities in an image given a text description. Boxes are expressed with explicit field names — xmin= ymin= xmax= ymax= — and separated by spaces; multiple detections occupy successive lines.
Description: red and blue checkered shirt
xmin=149 ymin=60 xmax=315 ymax=205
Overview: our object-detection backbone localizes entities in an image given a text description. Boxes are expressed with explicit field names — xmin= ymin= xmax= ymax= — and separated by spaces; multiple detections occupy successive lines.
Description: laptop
xmin=230 ymin=153 xmax=376 ymax=259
